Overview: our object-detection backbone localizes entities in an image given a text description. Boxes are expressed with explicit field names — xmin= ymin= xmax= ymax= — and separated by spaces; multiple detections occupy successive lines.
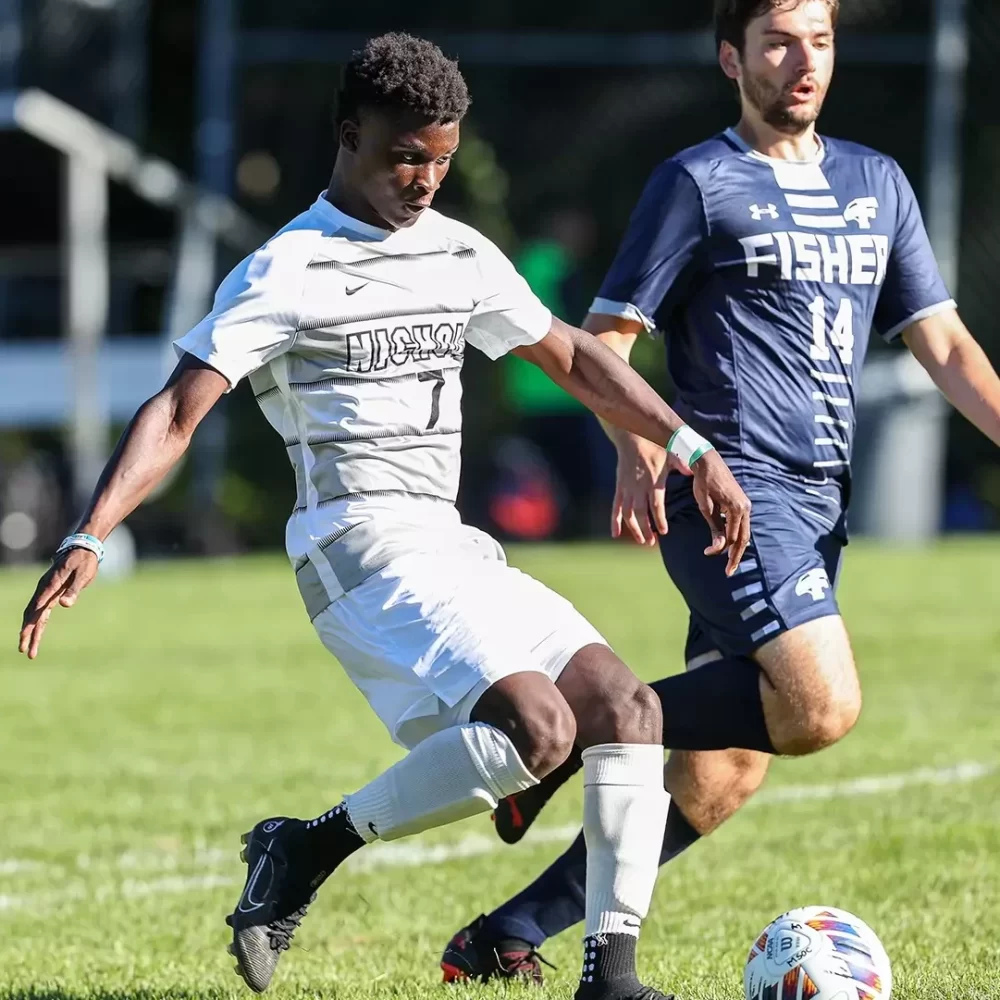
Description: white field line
xmin=0 ymin=760 xmax=993 ymax=915
xmin=751 ymin=760 xmax=995 ymax=803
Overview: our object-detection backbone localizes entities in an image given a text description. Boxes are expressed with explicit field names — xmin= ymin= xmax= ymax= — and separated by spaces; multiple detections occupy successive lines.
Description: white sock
xmin=344 ymin=723 xmax=539 ymax=843
xmin=582 ymin=743 xmax=670 ymax=938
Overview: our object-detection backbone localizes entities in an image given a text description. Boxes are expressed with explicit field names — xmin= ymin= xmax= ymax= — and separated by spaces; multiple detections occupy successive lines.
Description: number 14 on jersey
xmin=809 ymin=296 xmax=854 ymax=365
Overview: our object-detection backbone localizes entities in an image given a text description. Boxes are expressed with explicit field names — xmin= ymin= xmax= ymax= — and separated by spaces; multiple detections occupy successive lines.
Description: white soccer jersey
xmin=174 ymin=194 xmax=552 ymax=617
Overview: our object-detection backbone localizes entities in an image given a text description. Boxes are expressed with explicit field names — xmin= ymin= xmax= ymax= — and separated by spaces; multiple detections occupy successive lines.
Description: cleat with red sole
xmin=441 ymin=914 xmax=550 ymax=985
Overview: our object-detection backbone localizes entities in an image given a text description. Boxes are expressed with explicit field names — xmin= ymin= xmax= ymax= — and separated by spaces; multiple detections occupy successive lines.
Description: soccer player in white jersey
xmin=18 ymin=33 xmax=753 ymax=1000
xmin=441 ymin=0 xmax=1000 ymax=984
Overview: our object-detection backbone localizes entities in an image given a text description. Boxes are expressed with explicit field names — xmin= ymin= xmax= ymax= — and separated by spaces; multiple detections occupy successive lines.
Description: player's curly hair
xmin=714 ymin=0 xmax=840 ymax=53
xmin=335 ymin=33 xmax=470 ymax=128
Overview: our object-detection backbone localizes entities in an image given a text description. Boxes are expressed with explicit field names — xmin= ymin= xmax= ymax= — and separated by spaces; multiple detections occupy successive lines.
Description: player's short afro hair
xmin=335 ymin=33 xmax=470 ymax=128
xmin=714 ymin=0 xmax=839 ymax=52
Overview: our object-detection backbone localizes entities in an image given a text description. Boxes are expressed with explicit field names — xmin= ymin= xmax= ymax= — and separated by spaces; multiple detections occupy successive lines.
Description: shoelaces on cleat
xmin=496 ymin=945 xmax=555 ymax=981
xmin=265 ymin=894 xmax=316 ymax=952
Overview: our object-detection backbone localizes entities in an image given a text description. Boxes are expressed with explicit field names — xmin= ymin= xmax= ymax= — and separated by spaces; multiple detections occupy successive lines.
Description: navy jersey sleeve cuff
xmin=589 ymin=298 xmax=657 ymax=333
xmin=880 ymin=299 xmax=957 ymax=343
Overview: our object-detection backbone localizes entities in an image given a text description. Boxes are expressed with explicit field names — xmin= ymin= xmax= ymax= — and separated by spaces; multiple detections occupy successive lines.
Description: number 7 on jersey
xmin=417 ymin=370 xmax=446 ymax=430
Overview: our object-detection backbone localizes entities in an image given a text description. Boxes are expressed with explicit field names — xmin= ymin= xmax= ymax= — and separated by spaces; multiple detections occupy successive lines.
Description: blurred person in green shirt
xmin=494 ymin=209 xmax=615 ymax=540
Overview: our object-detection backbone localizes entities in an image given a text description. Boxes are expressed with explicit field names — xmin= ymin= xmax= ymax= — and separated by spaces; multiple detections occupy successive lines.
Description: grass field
xmin=1 ymin=540 xmax=998 ymax=1000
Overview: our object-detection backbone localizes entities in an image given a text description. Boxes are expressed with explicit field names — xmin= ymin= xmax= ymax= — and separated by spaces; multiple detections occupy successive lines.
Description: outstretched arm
xmin=513 ymin=316 xmax=682 ymax=446
xmin=19 ymin=355 xmax=229 ymax=658
xmin=513 ymin=316 xmax=751 ymax=573
xmin=902 ymin=308 xmax=1000 ymax=447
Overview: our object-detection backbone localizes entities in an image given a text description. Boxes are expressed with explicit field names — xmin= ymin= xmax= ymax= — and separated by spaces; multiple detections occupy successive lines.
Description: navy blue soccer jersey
xmin=593 ymin=128 xmax=955 ymax=481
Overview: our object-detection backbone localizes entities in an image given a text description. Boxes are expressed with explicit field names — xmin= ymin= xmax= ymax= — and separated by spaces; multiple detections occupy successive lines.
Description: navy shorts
xmin=660 ymin=470 xmax=847 ymax=666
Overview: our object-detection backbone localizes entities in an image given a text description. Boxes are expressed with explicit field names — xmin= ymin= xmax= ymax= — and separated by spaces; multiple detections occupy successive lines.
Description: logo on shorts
xmin=795 ymin=568 xmax=832 ymax=602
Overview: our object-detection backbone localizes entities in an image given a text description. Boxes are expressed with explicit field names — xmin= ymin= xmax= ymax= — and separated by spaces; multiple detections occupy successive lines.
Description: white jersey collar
xmin=311 ymin=192 xmax=396 ymax=240
xmin=725 ymin=126 xmax=825 ymax=166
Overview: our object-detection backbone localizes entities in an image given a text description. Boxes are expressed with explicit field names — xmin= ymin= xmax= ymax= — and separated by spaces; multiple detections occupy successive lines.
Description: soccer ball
xmin=744 ymin=906 xmax=892 ymax=1000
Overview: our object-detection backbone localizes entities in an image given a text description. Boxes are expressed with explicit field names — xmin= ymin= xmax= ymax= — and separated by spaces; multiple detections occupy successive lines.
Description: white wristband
xmin=667 ymin=425 xmax=715 ymax=467
xmin=56 ymin=533 xmax=105 ymax=564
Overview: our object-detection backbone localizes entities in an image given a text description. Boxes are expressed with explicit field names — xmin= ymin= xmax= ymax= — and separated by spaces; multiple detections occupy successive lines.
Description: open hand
xmin=19 ymin=548 xmax=99 ymax=659
xmin=612 ymin=435 xmax=692 ymax=547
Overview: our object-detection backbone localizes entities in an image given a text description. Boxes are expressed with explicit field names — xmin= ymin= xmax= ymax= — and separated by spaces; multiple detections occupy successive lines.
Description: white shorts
xmin=313 ymin=524 xmax=608 ymax=749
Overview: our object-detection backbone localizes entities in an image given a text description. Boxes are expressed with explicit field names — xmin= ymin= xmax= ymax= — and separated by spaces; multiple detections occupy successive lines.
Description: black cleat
xmin=441 ymin=914 xmax=551 ymax=985
xmin=575 ymin=987 xmax=675 ymax=1000
xmin=493 ymin=745 xmax=583 ymax=844
xmin=226 ymin=817 xmax=325 ymax=993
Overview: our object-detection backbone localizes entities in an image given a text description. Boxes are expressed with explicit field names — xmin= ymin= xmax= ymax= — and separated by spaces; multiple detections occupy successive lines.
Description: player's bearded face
xmin=349 ymin=111 xmax=459 ymax=230
xmin=739 ymin=1 xmax=835 ymax=133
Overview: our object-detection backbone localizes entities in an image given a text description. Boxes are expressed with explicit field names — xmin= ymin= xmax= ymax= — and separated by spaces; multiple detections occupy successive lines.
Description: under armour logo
xmin=844 ymin=196 xmax=879 ymax=229
xmin=795 ymin=568 xmax=831 ymax=602
xmin=750 ymin=203 xmax=779 ymax=221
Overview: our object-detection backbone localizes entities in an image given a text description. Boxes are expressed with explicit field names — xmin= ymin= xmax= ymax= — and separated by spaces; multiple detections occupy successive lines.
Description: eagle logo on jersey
xmin=844 ymin=197 xmax=880 ymax=230
xmin=750 ymin=203 xmax=779 ymax=221
xmin=795 ymin=568 xmax=832 ymax=602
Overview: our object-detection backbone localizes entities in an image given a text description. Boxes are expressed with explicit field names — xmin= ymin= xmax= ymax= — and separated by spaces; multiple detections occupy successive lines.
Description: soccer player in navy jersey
xmin=441 ymin=0 xmax=1000 ymax=983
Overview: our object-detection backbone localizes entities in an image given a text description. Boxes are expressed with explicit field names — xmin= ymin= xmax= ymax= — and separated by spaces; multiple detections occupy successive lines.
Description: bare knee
xmin=757 ymin=617 xmax=862 ymax=756
xmin=725 ymin=748 xmax=772 ymax=797
xmin=666 ymin=748 xmax=770 ymax=834
xmin=554 ymin=645 xmax=662 ymax=748
xmin=516 ymin=693 xmax=578 ymax=776
xmin=471 ymin=673 xmax=577 ymax=778
xmin=786 ymin=689 xmax=862 ymax=754
xmin=581 ymin=680 xmax=662 ymax=748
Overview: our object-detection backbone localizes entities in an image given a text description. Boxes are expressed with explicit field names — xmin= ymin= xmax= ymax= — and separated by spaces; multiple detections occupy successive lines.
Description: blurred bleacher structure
xmin=0 ymin=0 xmax=998 ymax=564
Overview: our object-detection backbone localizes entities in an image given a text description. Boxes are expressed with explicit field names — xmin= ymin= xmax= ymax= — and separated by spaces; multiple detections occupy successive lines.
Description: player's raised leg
xmin=227 ymin=676 xmax=569 ymax=993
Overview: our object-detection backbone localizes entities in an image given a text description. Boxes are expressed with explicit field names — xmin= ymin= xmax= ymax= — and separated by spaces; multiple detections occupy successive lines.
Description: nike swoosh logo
xmin=346 ymin=283 xmax=368 ymax=295
xmin=237 ymin=838 xmax=273 ymax=912
xmin=623 ymin=918 xmax=641 ymax=928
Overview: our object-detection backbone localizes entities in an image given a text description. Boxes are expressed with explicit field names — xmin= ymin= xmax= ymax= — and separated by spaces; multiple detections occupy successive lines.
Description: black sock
xmin=485 ymin=802 xmax=701 ymax=948
xmin=297 ymin=802 xmax=365 ymax=877
xmin=576 ymin=933 xmax=641 ymax=998
xmin=660 ymin=801 xmax=701 ymax=865
xmin=651 ymin=657 xmax=776 ymax=753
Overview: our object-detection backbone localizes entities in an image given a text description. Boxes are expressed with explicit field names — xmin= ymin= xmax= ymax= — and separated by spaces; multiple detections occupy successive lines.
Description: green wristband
xmin=688 ymin=442 xmax=715 ymax=466
xmin=667 ymin=425 xmax=715 ymax=466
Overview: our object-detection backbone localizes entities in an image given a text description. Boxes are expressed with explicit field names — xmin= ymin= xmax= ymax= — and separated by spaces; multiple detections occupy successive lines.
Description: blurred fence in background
xmin=0 ymin=0 xmax=998 ymax=562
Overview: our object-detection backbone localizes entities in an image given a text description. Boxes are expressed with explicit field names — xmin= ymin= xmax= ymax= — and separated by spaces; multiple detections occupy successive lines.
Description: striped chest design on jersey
xmin=249 ymin=242 xmax=481 ymax=510
xmin=715 ymin=148 xmax=897 ymax=475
